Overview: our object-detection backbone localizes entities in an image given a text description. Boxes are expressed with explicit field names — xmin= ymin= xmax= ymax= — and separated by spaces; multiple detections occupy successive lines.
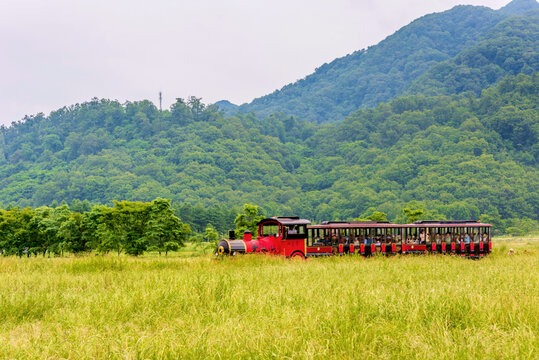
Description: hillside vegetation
xmin=1 ymin=75 xmax=537 ymax=234
xmin=408 ymin=10 xmax=539 ymax=96
xmin=234 ymin=1 xmax=538 ymax=123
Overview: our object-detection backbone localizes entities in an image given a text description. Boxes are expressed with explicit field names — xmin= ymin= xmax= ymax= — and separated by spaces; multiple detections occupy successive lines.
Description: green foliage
xmin=355 ymin=209 xmax=388 ymax=222
xmin=145 ymin=198 xmax=190 ymax=256
xmin=408 ymin=10 xmax=539 ymax=97
xmin=234 ymin=204 xmax=264 ymax=237
xmin=204 ymin=223 xmax=219 ymax=243
xmin=401 ymin=208 xmax=424 ymax=224
xmin=0 ymin=199 xmax=190 ymax=256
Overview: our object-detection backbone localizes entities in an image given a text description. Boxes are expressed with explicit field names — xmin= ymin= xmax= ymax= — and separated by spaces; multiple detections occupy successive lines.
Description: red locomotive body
xmin=216 ymin=217 xmax=311 ymax=258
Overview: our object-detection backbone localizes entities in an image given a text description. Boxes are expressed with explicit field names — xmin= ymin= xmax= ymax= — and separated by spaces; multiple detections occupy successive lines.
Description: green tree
xmin=401 ymin=208 xmax=424 ymax=224
xmin=356 ymin=208 xmax=388 ymax=222
xmin=204 ymin=223 xmax=219 ymax=243
xmin=145 ymin=198 xmax=190 ymax=256
xmin=57 ymin=212 xmax=86 ymax=254
xmin=234 ymin=204 xmax=264 ymax=237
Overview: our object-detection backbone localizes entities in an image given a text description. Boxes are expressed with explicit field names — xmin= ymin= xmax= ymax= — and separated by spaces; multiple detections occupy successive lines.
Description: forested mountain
xmin=500 ymin=0 xmax=539 ymax=14
xmin=1 ymin=75 xmax=537 ymax=234
xmin=407 ymin=10 xmax=539 ymax=96
xmin=230 ymin=0 xmax=538 ymax=123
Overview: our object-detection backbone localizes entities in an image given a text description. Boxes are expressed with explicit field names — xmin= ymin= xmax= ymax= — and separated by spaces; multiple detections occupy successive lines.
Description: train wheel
xmin=290 ymin=251 xmax=305 ymax=260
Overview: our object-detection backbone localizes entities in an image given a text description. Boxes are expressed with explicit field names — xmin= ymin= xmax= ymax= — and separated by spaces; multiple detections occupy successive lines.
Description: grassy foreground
xmin=0 ymin=239 xmax=537 ymax=359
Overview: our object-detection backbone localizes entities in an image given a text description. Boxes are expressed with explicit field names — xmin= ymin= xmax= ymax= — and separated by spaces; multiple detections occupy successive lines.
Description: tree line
xmin=0 ymin=198 xmax=191 ymax=257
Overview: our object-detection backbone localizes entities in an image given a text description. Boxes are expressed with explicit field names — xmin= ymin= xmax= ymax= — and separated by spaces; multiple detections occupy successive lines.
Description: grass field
xmin=0 ymin=238 xmax=537 ymax=359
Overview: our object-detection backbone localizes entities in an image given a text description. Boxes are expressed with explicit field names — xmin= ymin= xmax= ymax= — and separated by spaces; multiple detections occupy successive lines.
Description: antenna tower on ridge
xmin=159 ymin=91 xmax=162 ymax=111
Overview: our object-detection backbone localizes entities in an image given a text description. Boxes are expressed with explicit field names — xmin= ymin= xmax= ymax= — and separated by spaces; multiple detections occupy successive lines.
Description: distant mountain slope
xmin=237 ymin=0 xmax=537 ymax=123
xmin=213 ymin=100 xmax=238 ymax=114
xmin=407 ymin=10 xmax=539 ymax=96
xmin=500 ymin=0 xmax=539 ymax=14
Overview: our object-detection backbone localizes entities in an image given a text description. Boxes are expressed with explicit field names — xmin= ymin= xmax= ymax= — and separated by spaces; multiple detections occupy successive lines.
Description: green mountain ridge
xmin=407 ymin=10 xmax=539 ymax=96
xmin=230 ymin=0 xmax=538 ymax=123
xmin=500 ymin=0 xmax=539 ymax=14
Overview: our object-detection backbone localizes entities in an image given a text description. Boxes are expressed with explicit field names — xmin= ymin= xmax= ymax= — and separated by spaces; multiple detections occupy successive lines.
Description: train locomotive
xmin=216 ymin=217 xmax=310 ymax=258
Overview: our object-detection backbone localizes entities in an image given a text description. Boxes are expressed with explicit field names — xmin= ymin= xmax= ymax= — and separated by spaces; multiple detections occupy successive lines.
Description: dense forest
xmin=230 ymin=0 xmax=538 ymax=123
xmin=0 ymin=74 xmax=537 ymax=235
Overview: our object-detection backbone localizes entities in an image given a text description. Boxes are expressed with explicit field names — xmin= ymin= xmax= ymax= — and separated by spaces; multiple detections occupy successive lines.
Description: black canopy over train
xmin=216 ymin=218 xmax=492 ymax=258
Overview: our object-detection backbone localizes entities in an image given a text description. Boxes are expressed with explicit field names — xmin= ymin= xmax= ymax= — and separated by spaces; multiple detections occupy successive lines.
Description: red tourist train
xmin=216 ymin=217 xmax=492 ymax=258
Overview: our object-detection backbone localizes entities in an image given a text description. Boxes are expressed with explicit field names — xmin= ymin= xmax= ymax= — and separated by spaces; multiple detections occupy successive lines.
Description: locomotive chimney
xmin=229 ymin=230 xmax=236 ymax=240
xmin=243 ymin=230 xmax=252 ymax=242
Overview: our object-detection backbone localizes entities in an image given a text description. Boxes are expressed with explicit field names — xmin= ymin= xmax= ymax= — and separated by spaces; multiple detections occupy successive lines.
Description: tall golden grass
xmin=0 ymin=238 xmax=537 ymax=359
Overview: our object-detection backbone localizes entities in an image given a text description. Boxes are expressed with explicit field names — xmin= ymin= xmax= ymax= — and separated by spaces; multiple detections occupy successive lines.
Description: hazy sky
xmin=0 ymin=0 xmax=511 ymax=126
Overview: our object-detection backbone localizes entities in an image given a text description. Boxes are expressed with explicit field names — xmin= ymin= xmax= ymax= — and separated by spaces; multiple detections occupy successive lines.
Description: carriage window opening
xmin=262 ymin=224 xmax=280 ymax=237
xmin=444 ymin=227 xmax=451 ymax=244
xmin=481 ymin=227 xmax=488 ymax=242
xmin=419 ymin=228 xmax=425 ymax=244
xmin=472 ymin=227 xmax=479 ymax=242
xmin=395 ymin=228 xmax=402 ymax=242
xmin=451 ymin=227 xmax=458 ymax=242
xmin=464 ymin=228 xmax=472 ymax=243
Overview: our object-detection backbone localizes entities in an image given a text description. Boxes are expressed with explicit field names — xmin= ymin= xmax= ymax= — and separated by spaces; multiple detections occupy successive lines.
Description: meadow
xmin=0 ymin=238 xmax=537 ymax=359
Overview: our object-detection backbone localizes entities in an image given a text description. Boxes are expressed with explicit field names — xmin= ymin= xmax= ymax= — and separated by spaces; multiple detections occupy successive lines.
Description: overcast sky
xmin=0 ymin=0 xmax=511 ymax=126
